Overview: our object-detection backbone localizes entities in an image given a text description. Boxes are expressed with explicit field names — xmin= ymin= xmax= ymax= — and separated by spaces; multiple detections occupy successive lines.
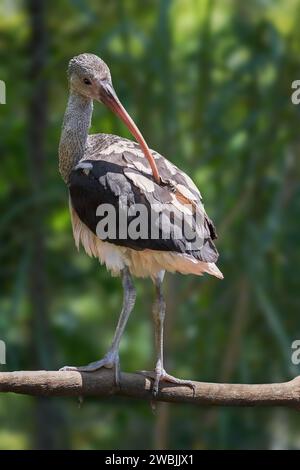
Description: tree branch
xmin=1 ymin=370 xmax=300 ymax=408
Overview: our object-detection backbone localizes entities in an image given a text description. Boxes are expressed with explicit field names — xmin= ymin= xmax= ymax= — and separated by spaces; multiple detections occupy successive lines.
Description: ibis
xmin=59 ymin=53 xmax=223 ymax=395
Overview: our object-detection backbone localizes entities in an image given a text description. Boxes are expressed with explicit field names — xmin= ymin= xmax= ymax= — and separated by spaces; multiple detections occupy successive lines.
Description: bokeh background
xmin=1 ymin=0 xmax=300 ymax=450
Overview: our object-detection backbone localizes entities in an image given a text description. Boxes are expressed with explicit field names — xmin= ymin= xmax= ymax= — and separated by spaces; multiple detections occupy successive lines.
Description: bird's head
xmin=68 ymin=53 xmax=160 ymax=184
xmin=68 ymin=53 xmax=112 ymax=101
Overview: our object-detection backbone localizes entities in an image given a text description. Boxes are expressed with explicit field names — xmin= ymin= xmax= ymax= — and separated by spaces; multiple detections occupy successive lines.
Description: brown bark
xmin=1 ymin=370 xmax=300 ymax=409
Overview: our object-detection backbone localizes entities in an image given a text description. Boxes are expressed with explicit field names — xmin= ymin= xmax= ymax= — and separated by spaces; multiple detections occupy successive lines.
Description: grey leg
xmin=142 ymin=271 xmax=195 ymax=396
xmin=60 ymin=266 xmax=136 ymax=385
xmin=152 ymin=271 xmax=166 ymax=394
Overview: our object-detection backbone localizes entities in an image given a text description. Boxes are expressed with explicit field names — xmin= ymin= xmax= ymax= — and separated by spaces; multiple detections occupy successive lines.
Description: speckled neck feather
xmin=59 ymin=92 xmax=93 ymax=183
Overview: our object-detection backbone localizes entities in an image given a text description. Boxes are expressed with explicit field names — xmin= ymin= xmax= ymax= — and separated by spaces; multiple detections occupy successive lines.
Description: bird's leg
xmin=60 ymin=266 xmax=136 ymax=386
xmin=140 ymin=271 xmax=195 ymax=397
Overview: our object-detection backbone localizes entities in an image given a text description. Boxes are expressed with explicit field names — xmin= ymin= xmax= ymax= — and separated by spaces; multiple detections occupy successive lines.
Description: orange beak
xmin=98 ymin=80 xmax=160 ymax=184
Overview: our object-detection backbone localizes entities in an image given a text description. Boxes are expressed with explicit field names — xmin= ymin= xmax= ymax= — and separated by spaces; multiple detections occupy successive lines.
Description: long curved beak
xmin=98 ymin=80 xmax=160 ymax=184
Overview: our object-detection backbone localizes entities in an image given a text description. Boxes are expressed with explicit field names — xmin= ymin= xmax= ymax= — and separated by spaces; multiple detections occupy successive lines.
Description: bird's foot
xmin=59 ymin=350 xmax=120 ymax=386
xmin=139 ymin=366 xmax=195 ymax=397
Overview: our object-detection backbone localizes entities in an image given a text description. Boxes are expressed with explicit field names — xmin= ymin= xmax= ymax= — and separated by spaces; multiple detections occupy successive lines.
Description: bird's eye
xmin=83 ymin=78 xmax=92 ymax=85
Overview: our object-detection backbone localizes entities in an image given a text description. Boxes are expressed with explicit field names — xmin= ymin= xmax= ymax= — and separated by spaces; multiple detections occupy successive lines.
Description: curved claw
xmin=139 ymin=369 xmax=195 ymax=397
xmin=152 ymin=372 xmax=195 ymax=397
xmin=59 ymin=351 xmax=121 ymax=386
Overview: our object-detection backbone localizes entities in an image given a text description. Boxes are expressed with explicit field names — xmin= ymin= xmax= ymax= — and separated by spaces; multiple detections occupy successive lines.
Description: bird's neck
xmin=59 ymin=92 xmax=93 ymax=183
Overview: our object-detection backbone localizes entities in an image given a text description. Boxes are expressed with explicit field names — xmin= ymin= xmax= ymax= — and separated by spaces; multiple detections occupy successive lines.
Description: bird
xmin=58 ymin=53 xmax=223 ymax=395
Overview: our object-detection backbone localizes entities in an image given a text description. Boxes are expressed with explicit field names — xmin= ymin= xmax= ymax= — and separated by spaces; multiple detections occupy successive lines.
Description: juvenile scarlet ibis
xmin=59 ymin=53 xmax=223 ymax=395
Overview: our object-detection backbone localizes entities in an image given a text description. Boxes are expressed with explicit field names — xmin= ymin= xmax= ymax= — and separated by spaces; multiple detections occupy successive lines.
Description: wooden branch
xmin=1 ymin=370 xmax=300 ymax=408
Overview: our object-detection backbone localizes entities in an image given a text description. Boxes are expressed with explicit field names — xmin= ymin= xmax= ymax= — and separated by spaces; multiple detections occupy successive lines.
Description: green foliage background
xmin=0 ymin=0 xmax=300 ymax=449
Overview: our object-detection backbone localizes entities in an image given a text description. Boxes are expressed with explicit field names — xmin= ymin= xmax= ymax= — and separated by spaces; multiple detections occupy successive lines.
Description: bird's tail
xmin=203 ymin=262 xmax=224 ymax=279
